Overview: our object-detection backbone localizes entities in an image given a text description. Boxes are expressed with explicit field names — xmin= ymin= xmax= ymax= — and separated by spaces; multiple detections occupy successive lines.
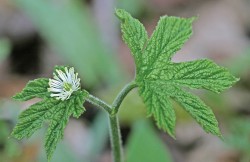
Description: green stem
xmin=85 ymin=81 xmax=137 ymax=162
xmin=108 ymin=81 xmax=137 ymax=162
xmin=109 ymin=115 xmax=123 ymax=162
xmin=112 ymin=81 xmax=137 ymax=115
xmin=86 ymin=94 xmax=112 ymax=114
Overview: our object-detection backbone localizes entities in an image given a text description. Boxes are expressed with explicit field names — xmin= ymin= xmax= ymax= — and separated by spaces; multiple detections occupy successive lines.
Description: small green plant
xmin=11 ymin=9 xmax=239 ymax=162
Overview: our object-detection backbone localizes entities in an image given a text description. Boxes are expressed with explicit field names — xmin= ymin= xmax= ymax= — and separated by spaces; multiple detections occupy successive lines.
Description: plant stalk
xmin=108 ymin=81 xmax=137 ymax=162
xmin=86 ymin=81 xmax=137 ymax=162
xmin=109 ymin=115 xmax=123 ymax=162
xmin=112 ymin=81 xmax=137 ymax=115
xmin=86 ymin=94 xmax=112 ymax=114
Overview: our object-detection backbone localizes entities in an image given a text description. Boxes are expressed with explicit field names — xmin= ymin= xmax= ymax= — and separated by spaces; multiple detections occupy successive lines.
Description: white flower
xmin=48 ymin=67 xmax=81 ymax=101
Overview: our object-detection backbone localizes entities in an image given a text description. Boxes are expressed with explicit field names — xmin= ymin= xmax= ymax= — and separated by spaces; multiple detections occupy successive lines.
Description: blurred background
xmin=0 ymin=0 xmax=250 ymax=162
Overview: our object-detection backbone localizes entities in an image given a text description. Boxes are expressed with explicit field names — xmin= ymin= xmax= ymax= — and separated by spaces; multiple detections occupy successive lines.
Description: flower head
xmin=48 ymin=67 xmax=80 ymax=100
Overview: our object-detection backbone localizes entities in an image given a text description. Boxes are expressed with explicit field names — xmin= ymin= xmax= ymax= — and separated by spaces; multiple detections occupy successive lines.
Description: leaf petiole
xmin=85 ymin=81 xmax=137 ymax=162
xmin=86 ymin=81 xmax=137 ymax=116
xmin=86 ymin=94 xmax=112 ymax=114
xmin=111 ymin=81 xmax=137 ymax=115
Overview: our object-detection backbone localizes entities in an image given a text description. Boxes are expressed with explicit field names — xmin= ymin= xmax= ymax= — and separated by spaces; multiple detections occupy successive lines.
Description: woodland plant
xmin=11 ymin=9 xmax=239 ymax=162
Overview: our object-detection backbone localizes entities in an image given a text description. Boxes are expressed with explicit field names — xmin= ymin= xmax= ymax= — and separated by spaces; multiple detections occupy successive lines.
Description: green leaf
xmin=139 ymin=82 xmax=176 ymax=137
xmin=117 ymin=9 xmax=239 ymax=138
xmin=71 ymin=91 xmax=87 ymax=118
xmin=115 ymin=9 xmax=148 ymax=70
xmin=53 ymin=65 xmax=67 ymax=72
xmin=147 ymin=59 xmax=239 ymax=93
xmin=11 ymin=98 xmax=60 ymax=139
xmin=12 ymin=87 xmax=87 ymax=161
xmin=169 ymin=86 xmax=221 ymax=136
xmin=141 ymin=16 xmax=195 ymax=74
xmin=126 ymin=120 xmax=173 ymax=162
xmin=13 ymin=78 xmax=50 ymax=101
xmin=44 ymin=101 xmax=71 ymax=161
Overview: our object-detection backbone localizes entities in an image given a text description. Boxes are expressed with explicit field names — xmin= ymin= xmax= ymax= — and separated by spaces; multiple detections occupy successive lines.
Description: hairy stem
xmin=108 ymin=81 xmax=137 ymax=162
xmin=86 ymin=81 xmax=137 ymax=162
xmin=109 ymin=115 xmax=123 ymax=162
xmin=112 ymin=81 xmax=137 ymax=115
xmin=86 ymin=94 xmax=112 ymax=114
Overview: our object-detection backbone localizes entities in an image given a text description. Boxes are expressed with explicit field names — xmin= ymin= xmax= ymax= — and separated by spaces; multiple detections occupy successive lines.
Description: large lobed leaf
xmin=13 ymin=78 xmax=50 ymax=101
xmin=139 ymin=82 xmax=176 ymax=138
xmin=141 ymin=16 xmax=195 ymax=73
xmin=146 ymin=59 xmax=238 ymax=93
xmin=115 ymin=9 xmax=148 ymax=70
xmin=116 ymin=9 xmax=239 ymax=137
xmin=12 ymin=72 xmax=88 ymax=161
